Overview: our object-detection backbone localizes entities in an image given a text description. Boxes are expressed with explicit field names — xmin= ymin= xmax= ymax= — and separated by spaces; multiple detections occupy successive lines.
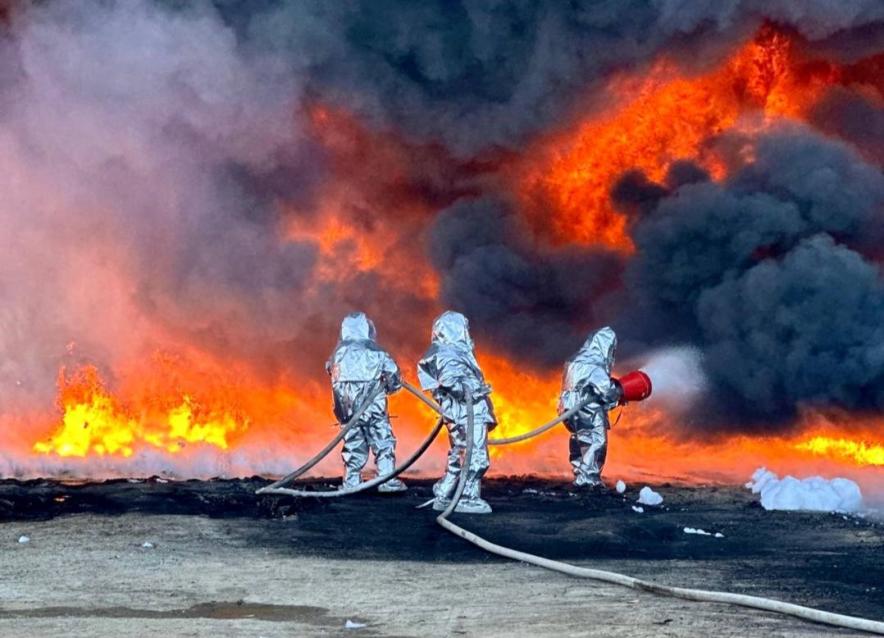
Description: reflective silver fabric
xmin=418 ymin=311 xmax=494 ymax=512
xmin=567 ymin=409 xmax=608 ymax=486
xmin=327 ymin=312 xmax=405 ymax=491
xmin=558 ymin=327 xmax=621 ymax=486
xmin=327 ymin=313 xmax=401 ymax=389
xmin=432 ymin=416 xmax=490 ymax=502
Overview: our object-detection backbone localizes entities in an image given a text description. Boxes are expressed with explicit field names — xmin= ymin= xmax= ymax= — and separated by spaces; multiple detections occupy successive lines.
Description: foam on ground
xmin=746 ymin=468 xmax=863 ymax=513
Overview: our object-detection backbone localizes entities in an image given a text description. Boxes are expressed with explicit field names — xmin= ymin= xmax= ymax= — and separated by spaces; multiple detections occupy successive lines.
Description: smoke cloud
xmin=427 ymin=196 xmax=623 ymax=367
xmin=624 ymin=126 xmax=884 ymax=429
xmin=809 ymin=87 xmax=884 ymax=168
xmin=223 ymin=0 xmax=884 ymax=154
xmin=0 ymin=0 xmax=328 ymax=411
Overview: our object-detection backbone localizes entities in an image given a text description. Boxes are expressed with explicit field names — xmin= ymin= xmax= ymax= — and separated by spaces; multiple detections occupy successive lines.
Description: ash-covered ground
xmin=1 ymin=477 xmax=881 ymax=637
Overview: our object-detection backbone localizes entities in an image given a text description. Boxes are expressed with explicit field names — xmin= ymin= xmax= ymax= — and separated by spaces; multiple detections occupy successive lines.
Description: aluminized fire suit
xmin=418 ymin=311 xmax=496 ymax=514
xmin=558 ymin=327 xmax=622 ymax=487
xmin=326 ymin=312 xmax=406 ymax=492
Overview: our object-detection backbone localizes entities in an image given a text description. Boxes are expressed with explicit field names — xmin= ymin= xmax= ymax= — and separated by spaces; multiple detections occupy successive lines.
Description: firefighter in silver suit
xmin=326 ymin=312 xmax=406 ymax=492
xmin=418 ymin=311 xmax=496 ymax=514
xmin=558 ymin=327 xmax=622 ymax=488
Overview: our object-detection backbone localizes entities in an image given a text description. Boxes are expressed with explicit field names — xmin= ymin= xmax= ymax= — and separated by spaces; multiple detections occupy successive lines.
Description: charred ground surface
xmin=1 ymin=477 xmax=882 ymax=636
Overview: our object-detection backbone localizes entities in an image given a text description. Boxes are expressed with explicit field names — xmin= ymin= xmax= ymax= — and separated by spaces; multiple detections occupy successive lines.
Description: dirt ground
xmin=1 ymin=478 xmax=881 ymax=637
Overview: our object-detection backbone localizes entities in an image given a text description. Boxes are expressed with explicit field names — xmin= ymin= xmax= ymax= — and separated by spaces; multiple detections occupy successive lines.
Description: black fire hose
xmin=256 ymin=382 xmax=384 ymax=495
xmin=432 ymin=397 xmax=884 ymax=635
xmin=256 ymin=418 xmax=444 ymax=498
xmin=257 ymin=379 xmax=454 ymax=498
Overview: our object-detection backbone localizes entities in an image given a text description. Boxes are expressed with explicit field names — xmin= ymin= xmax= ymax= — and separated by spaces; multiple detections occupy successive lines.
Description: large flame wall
xmin=0 ymin=3 xmax=881 ymax=489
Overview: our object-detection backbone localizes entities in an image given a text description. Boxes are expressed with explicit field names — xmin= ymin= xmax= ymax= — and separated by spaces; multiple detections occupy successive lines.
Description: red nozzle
xmin=617 ymin=370 xmax=652 ymax=403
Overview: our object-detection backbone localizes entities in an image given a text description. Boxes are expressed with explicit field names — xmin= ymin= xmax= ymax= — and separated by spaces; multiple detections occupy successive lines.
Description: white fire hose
xmin=256 ymin=375 xmax=579 ymax=499
xmin=438 ymin=392 xmax=884 ymax=636
xmin=257 ymin=380 xmax=884 ymax=634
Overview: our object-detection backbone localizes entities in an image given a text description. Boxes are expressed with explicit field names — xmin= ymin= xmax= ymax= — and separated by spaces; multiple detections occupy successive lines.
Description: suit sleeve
xmin=381 ymin=352 xmax=402 ymax=393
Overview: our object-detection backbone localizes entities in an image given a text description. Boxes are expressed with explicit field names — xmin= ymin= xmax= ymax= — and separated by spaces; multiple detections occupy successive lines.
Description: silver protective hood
xmin=431 ymin=310 xmax=474 ymax=351
xmin=562 ymin=326 xmax=618 ymax=400
xmin=418 ymin=311 xmax=481 ymax=392
xmin=339 ymin=312 xmax=377 ymax=342
xmin=327 ymin=312 xmax=400 ymax=387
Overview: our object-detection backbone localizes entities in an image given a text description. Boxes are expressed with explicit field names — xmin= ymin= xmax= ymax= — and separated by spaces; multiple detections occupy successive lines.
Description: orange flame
xmin=795 ymin=436 xmax=884 ymax=467
xmin=19 ymin=28 xmax=884 ymax=485
xmin=26 ymin=356 xmax=884 ymax=484
xmin=518 ymin=24 xmax=843 ymax=250
xmin=32 ymin=366 xmax=248 ymax=457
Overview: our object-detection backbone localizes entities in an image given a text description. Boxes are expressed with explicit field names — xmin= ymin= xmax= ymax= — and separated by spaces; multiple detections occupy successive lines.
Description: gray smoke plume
xmin=0 ymin=0 xmax=326 ymax=410
xmin=809 ymin=87 xmax=884 ymax=168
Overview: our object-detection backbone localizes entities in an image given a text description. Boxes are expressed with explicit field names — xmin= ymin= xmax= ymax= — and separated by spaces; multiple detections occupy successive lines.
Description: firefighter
xmin=558 ymin=327 xmax=622 ymax=488
xmin=418 ymin=311 xmax=496 ymax=514
xmin=326 ymin=312 xmax=406 ymax=492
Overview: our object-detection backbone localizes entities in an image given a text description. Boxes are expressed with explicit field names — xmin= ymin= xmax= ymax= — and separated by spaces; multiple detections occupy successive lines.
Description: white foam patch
xmin=746 ymin=467 xmax=863 ymax=513
xmin=637 ymin=486 xmax=663 ymax=506
xmin=683 ymin=527 xmax=724 ymax=538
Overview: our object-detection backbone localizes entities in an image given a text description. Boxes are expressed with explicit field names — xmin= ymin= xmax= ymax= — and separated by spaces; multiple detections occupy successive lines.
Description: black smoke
xmin=222 ymin=0 xmax=884 ymax=154
xmin=809 ymin=87 xmax=884 ymax=167
xmin=427 ymin=196 xmax=623 ymax=367
xmin=697 ymin=234 xmax=884 ymax=424
xmin=224 ymin=0 xmax=884 ymax=427
xmin=624 ymin=127 xmax=884 ymax=429
xmin=428 ymin=127 xmax=884 ymax=431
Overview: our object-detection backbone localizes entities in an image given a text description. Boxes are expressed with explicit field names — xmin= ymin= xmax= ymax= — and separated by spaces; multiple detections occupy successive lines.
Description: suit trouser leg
xmin=341 ymin=423 xmax=369 ymax=488
xmin=571 ymin=410 xmax=608 ymax=485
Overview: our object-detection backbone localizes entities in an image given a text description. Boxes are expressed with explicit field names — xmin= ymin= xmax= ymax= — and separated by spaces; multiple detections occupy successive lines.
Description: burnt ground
xmin=1 ymin=477 xmax=882 ymax=637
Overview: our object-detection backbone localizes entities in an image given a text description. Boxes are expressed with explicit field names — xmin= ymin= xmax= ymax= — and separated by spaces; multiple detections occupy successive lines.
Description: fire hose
xmin=401 ymin=380 xmax=591 ymax=446
xmin=257 ymin=378 xmax=593 ymax=498
xmin=438 ymin=392 xmax=884 ymax=636
xmin=255 ymin=379 xmax=455 ymax=498
xmin=255 ymin=375 xmax=585 ymax=499
xmin=256 ymin=417 xmax=444 ymax=498
xmin=256 ymin=382 xmax=385 ymax=494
